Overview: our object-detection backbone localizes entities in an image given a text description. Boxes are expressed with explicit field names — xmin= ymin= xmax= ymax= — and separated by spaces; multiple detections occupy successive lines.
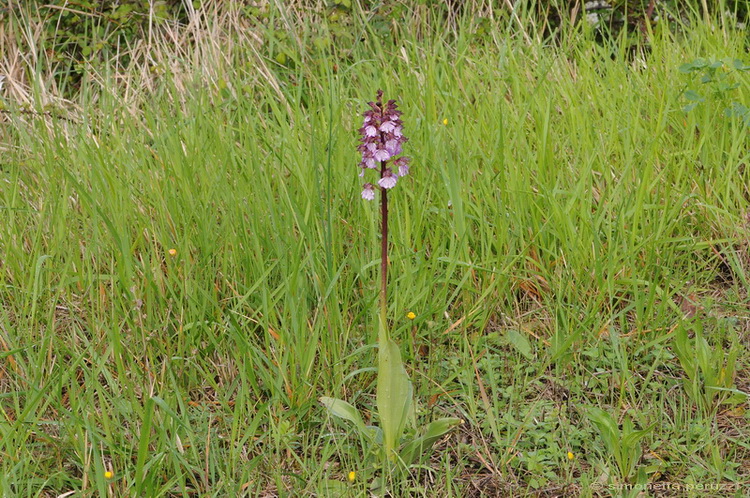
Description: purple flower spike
xmin=361 ymin=183 xmax=376 ymax=200
xmin=357 ymin=90 xmax=411 ymax=199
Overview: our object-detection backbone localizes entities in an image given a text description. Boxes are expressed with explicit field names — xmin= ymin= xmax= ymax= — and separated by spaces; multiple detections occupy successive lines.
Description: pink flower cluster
xmin=357 ymin=90 xmax=411 ymax=201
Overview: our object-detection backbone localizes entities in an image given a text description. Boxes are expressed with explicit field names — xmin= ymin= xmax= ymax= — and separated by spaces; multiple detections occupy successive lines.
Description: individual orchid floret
xmin=385 ymin=139 xmax=401 ymax=156
xmin=378 ymin=169 xmax=398 ymax=189
xmin=361 ymin=183 xmax=376 ymax=200
xmin=360 ymin=156 xmax=376 ymax=169
xmin=380 ymin=120 xmax=396 ymax=133
xmin=357 ymin=90 xmax=410 ymax=200
xmin=394 ymin=156 xmax=410 ymax=177
xmin=373 ymin=147 xmax=391 ymax=162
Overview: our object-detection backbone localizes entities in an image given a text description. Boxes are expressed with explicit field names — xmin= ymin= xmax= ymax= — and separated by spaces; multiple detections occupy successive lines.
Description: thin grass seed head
xmin=358 ymin=90 xmax=410 ymax=199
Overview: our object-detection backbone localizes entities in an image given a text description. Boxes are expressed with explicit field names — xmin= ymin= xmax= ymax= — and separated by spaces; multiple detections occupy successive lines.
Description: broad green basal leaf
xmin=377 ymin=338 xmax=413 ymax=460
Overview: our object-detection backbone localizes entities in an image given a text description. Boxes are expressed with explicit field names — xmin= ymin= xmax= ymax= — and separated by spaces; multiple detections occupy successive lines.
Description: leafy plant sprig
xmin=672 ymin=319 xmax=745 ymax=415
xmin=679 ymin=57 xmax=750 ymax=124
xmin=587 ymin=407 xmax=654 ymax=485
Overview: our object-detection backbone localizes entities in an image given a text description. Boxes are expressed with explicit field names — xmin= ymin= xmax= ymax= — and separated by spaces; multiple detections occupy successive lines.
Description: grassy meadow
xmin=1 ymin=4 xmax=749 ymax=496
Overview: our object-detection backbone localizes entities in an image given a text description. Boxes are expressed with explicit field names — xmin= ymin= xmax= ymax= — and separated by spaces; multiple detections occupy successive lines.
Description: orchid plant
xmin=320 ymin=91 xmax=460 ymax=491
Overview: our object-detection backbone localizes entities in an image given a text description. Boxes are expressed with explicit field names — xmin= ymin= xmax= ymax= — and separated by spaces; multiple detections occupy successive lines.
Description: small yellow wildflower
xmin=347 ymin=471 xmax=356 ymax=482
xmin=442 ymin=118 xmax=448 ymax=125
xmin=104 ymin=470 xmax=114 ymax=479
xmin=567 ymin=452 xmax=574 ymax=460
xmin=168 ymin=248 xmax=177 ymax=257
xmin=407 ymin=311 xmax=416 ymax=320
